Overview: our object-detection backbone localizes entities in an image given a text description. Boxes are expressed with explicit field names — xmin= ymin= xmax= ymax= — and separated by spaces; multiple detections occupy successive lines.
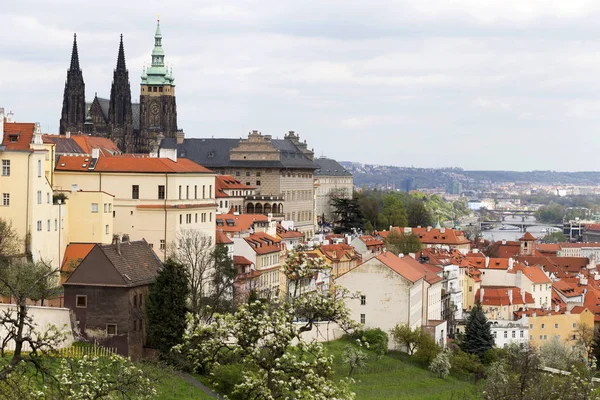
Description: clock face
xmin=151 ymin=103 xmax=160 ymax=115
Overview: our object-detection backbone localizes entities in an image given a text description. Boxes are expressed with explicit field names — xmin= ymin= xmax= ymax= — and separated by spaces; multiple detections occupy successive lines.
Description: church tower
xmin=60 ymin=34 xmax=86 ymax=135
xmin=139 ymin=18 xmax=177 ymax=152
xmin=108 ymin=35 xmax=134 ymax=152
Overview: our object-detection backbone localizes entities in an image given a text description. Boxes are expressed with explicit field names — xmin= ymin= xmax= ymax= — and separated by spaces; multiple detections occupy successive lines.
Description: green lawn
xmin=141 ymin=363 xmax=214 ymax=400
xmin=324 ymin=339 xmax=482 ymax=400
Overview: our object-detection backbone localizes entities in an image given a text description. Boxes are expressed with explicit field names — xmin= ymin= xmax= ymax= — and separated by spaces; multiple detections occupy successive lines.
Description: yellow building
xmin=516 ymin=307 xmax=594 ymax=348
xmin=53 ymin=150 xmax=216 ymax=260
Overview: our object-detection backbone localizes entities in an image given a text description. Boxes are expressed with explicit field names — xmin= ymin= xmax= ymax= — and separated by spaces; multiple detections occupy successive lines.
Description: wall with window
xmin=527 ymin=309 xmax=594 ymax=347
xmin=63 ymin=190 xmax=114 ymax=244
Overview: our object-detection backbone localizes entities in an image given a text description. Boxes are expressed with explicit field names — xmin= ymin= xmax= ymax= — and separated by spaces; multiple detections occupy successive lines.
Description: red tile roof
xmin=319 ymin=243 xmax=360 ymax=262
xmin=476 ymin=286 xmax=535 ymax=307
xmin=233 ymin=255 xmax=253 ymax=266
xmin=244 ymin=232 xmax=281 ymax=255
xmin=215 ymin=213 xmax=268 ymax=233
xmin=519 ymin=232 xmax=537 ymax=241
xmin=215 ymin=175 xmax=254 ymax=198
xmin=403 ymin=256 xmax=443 ymax=284
xmin=359 ymin=235 xmax=385 ymax=247
xmin=512 ymin=265 xmax=551 ymax=284
xmin=375 ymin=252 xmax=426 ymax=283
xmin=2 ymin=122 xmax=35 ymax=151
xmin=55 ymin=155 xmax=213 ymax=173
xmin=216 ymin=231 xmax=233 ymax=244
xmin=276 ymin=224 xmax=304 ymax=240
xmin=61 ymin=243 xmax=95 ymax=272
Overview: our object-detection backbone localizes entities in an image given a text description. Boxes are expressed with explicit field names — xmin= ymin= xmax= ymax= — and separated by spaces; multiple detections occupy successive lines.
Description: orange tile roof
xmin=359 ymin=235 xmax=385 ymax=247
xmin=244 ymin=232 xmax=281 ymax=255
xmin=233 ymin=255 xmax=253 ymax=266
xmin=486 ymin=258 xmax=510 ymax=270
xmin=2 ymin=122 xmax=35 ymax=151
xmin=375 ymin=252 xmax=426 ymax=283
xmin=512 ymin=265 xmax=551 ymax=284
xmin=537 ymin=243 xmax=560 ymax=255
xmin=276 ymin=224 xmax=304 ymax=239
xmin=380 ymin=227 xmax=470 ymax=246
xmin=61 ymin=243 xmax=95 ymax=272
xmin=215 ymin=213 xmax=269 ymax=233
xmin=319 ymin=243 xmax=360 ymax=262
xmin=215 ymin=175 xmax=254 ymax=198
xmin=476 ymin=286 xmax=535 ymax=307
xmin=71 ymin=135 xmax=121 ymax=155
xmin=553 ymin=279 xmax=585 ymax=297
xmin=403 ymin=256 xmax=443 ymax=284
xmin=216 ymin=230 xmax=233 ymax=244
xmin=55 ymin=155 xmax=213 ymax=173
xmin=560 ymin=242 xmax=600 ymax=248
xmin=519 ymin=232 xmax=537 ymax=241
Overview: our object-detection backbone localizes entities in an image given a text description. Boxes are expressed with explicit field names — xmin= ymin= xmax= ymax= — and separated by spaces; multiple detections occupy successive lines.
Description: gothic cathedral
xmin=59 ymin=19 xmax=178 ymax=153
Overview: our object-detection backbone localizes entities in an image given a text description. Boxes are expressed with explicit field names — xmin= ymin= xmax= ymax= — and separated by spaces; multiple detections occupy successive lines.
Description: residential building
xmin=475 ymin=287 xmax=535 ymax=320
xmin=159 ymin=130 xmax=318 ymax=236
xmin=309 ymin=243 xmax=361 ymax=278
xmin=215 ymin=175 xmax=255 ymax=214
xmin=515 ymin=307 xmax=594 ymax=347
xmin=53 ymin=150 xmax=216 ymax=260
xmin=63 ymin=239 xmax=162 ymax=360
xmin=334 ymin=252 xmax=425 ymax=348
xmin=489 ymin=319 xmax=529 ymax=348
xmin=232 ymin=232 xmax=284 ymax=299
xmin=216 ymin=211 xmax=274 ymax=238
xmin=379 ymin=226 xmax=471 ymax=251
xmin=276 ymin=224 xmax=304 ymax=250
xmin=313 ymin=157 xmax=353 ymax=223
xmin=350 ymin=235 xmax=385 ymax=261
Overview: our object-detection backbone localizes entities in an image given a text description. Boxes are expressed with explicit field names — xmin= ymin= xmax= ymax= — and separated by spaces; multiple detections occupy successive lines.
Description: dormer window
xmin=9 ymin=135 xmax=18 ymax=143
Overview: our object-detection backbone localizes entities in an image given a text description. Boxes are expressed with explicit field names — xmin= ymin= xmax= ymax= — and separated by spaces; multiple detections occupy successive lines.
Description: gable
xmin=64 ymin=246 xmax=126 ymax=286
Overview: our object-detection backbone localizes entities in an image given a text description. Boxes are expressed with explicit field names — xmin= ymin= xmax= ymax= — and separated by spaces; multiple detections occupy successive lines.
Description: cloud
xmin=3 ymin=0 xmax=600 ymax=170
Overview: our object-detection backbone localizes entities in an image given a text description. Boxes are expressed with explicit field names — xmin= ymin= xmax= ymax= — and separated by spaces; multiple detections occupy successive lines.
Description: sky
xmin=3 ymin=0 xmax=600 ymax=171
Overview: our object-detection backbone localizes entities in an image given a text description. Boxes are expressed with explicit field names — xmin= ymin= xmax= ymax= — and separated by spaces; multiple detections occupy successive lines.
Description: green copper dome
xmin=141 ymin=18 xmax=174 ymax=87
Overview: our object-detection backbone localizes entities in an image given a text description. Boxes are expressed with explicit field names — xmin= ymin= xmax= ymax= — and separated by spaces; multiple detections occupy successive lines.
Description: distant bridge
xmin=479 ymin=220 xmax=562 ymax=232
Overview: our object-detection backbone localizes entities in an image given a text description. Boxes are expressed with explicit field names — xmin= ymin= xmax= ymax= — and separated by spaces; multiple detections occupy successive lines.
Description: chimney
xmin=6 ymin=110 xmax=14 ymax=123
xmin=508 ymin=289 xmax=513 ymax=304
xmin=176 ymin=130 xmax=185 ymax=145
xmin=158 ymin=147 xmax=177 ymax=162
xmin=427 ymin=226 xmax=432 ymax=232
xmin=122 ymin=234 xmax=130 ymax=243
xmin=508 ymin=257 xmax=514 ymax=270
xmin=440 ymin=227 xmax=446 ymax=233
xmin=66 ymin=131 xmax=71 ymax=139
xmin=555 ymin=304 xmax=559 ymax=312
xmin=398 ymin=253 xmax=404 ymax=258
xmin=473 ymin=249 xmax=479 ymax=254
xmin=502 ymin=239 xmax=507 ymax=245
xmin=480 ymin=288 xmax=485 ymax=303
xmin=485 ymin=256 xmax=490 ymax=269
xmin=92 ymin=148 xmax=100 ymax=159
xmin=112 ymin=234 xmax=121 ymax=255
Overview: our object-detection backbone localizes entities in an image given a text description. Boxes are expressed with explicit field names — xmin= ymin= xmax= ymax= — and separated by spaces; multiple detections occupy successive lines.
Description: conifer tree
xmin=461 ymin=300 xmax=494 ymax=357
xmin=146 ymin=259 xmax=190 ymax=357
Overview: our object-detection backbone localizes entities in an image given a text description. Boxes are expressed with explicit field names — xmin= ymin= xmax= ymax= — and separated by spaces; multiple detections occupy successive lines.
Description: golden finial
xmin=157 ymin=13 xmax=160 ymax=22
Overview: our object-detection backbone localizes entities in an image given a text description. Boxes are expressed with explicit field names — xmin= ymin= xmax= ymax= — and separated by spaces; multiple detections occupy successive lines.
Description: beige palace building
xmin=53 ymin=150 xmax=216 ymax=260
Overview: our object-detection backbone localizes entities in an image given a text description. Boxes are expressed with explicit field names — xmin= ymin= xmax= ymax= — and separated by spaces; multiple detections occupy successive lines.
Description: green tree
xmin=535 ymin=203 xmax=566 ymax=224
xmin=342 ymin=344 xmax=368 ymax=377
xmin=429 ymin=350 xmax=451 ymax=378
xmin=146 ymin=259 xmax=190 ymax=357
xmin=541 ymin=231 xmax=568 ymax=243
xmin=206 ymin=244 xmax=237 ymax=315
xmin=377 ymin=194 xmax=407 ymax=230
xmin=461 ymin=301 xmax=494 ymax=357
xmin=406 ymin=199 xmax=433 ymax=227
xmin=391 ymin=324 xmax=420 ymax=355
xmin=331 ymin=195 xmax=364 ymax=234
xmin=385 ymin=231 xmax=422 ymax=255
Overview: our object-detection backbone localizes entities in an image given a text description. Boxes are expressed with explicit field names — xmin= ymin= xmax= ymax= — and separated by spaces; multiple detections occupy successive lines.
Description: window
xmin=512 ymin=331 xmax=516 ymax=338
xmin=541 ymin=323 xmax=545 ymax=329
xmin=209 ymin=185 xmax=212 ymax=197
xmin=132 ymin=185 xmax=139 ymax=199
xmin=106 ymin=324 xmax=117 ymax=336
xmin=504 ymin=331 xmax=507 ymax=338
xmin=236 ymin=171 xmax=240 ymax=177
xmin=194 ymin=185 xmax=197 ymax=199
xmin=37 ymin=190 xmax=42 ymax=204
xmin=256 ymin=180 xmax=261 ymax=186
xmin=186 ymin=185 xmax=189 ymax=199
xmin=256 ymin=171 xmax=261 ymax=177
xmin=360 ymin=314 xmax=365 ymax=324
xmin=529 ymin=324 xmax=533 ymax=329
xmin=54 ymin=219 xmax=58 ymax=231
xmin=37 ymin=221 xmax=42 ymax=231
xmin=360 ymin=295 xmax=366 ymax=305
xmin=91 ymin=203 xmax=98 ymax=213
xmin=156 ymin=185 xmax=165 ymax=200
xmin=573 ymin=323 xmax=577 ymax=328
xmin=246 ymin=182 xmax=251 ymax=186
xmin=520 ymin=330 xmax=524 ymax=338
xmin=47 ymin=192 xmax=50 ymax=204
xmin=109 ymin=204 xmax=112 ymax=212
xmin=47 ymin=219 xmax=50 ymax=231
xmin=246 ymin=171 xmax=251 ymax=177
xmin=37 ymin=160 xmax=41 ymax=177
xmin=105 ymin=225 xmax=109 ymax=234
xmin=195 ymin=213 xmax=198 ymax=223
xmin=555 ymin=323 xmax=558 ymax=329
xmin=573 ymin=334 xmax=577 ymax=340
xmin=178 ymin=185 xmax=182 ymax=199
xmin=76 ymin=295 xmax=87 ymax=308
xmin=186 ymin=214 xmax=192 ymax=224
xmin=2 ymin=193 xmax=8 ymax=206
xmin=469 ymin=286 xmax=472 ymax=292
xmin=202 ymin=185 xmax=206 ymax=199
xmin=1 ymin=160 xmax=10 ymax=176
xmin=160 ymin=240 xmax=166 ymax=250
xmin=179 ymin=214 xmax=183 ymax=224
xmin=103 ymin=203 xmax=107 ymax=213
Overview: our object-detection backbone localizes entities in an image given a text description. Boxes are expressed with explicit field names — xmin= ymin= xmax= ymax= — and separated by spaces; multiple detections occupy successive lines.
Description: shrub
xmin=414 ymin=331 xmax=440 ymax=363
xmin=450 ymin=349 xmax=485 ymax=378
xmin=342 ymin=345 xmax=369 ymax=376
xmin=429 ymin=351 xmax=451 ymax=378
xmin=350 ymin=328 xmax=389 ymax=359
xmin=210 ymin=363 xmax=244 ymax=398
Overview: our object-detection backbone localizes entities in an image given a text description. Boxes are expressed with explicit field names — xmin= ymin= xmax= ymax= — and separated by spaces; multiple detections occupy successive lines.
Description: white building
xmin=490 ymin=319 xmax=529 ymax=348
xmin=334 ymin=252 xmax=425 ymax=349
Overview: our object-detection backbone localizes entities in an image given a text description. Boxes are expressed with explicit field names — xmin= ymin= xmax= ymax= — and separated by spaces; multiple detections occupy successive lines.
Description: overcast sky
xmin=3 ymin=1 xmax=600 ymax=171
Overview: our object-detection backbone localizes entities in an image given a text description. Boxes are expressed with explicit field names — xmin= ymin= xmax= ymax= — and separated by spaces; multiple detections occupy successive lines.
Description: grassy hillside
xmin=324 ymin=339 xmax=481 ymax=400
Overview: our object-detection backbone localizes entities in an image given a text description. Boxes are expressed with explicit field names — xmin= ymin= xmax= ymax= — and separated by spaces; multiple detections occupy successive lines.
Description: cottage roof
xmin=375 ymin=252 xmax=426 ymax=283
xmin=55 ymin=155 xmax=212 ymax=174
xmin=2 ymin=121 xmax=35 ymax=151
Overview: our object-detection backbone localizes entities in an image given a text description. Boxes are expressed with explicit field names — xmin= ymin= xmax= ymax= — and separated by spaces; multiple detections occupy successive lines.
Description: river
xmin=480 ymin=216 xmax=557 ymax=242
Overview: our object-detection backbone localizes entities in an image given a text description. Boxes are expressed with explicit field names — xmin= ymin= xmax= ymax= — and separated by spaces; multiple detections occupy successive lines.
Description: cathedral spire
xmin=116 ymin=34 xmax=126 ymax=71
xmin=70 ymin=33 xmax=81 ymax=71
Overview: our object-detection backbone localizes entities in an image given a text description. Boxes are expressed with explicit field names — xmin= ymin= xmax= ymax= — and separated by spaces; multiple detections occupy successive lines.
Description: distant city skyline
xmin=4 ymin=1 xmax=600 ymax=171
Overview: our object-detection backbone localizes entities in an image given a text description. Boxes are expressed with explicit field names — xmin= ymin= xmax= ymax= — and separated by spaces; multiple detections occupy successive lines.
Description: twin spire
xmin=69 ymin=33 xmax=81 ymax=72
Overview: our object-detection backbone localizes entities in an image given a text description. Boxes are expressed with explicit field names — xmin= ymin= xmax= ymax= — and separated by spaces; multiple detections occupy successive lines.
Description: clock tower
xmin=139 ymin=17 xmax=177 ymax=153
